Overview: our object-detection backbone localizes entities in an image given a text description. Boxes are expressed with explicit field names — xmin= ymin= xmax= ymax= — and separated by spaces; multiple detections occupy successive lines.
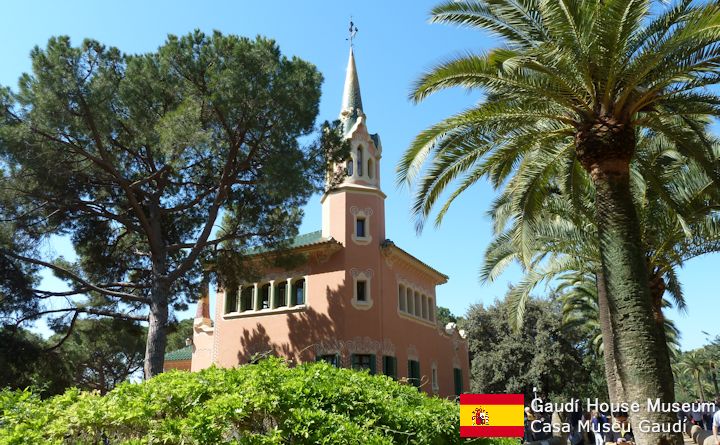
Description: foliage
xmin=398 ymin=0 xmax=720 ymax=228
xmin=51 ymin=318 xmax=146 ymax=394
xmin=165 ymin=318 xmax=194 ymax=352
xmin=434 ymin=306 xmax=457 ymax=329
xmin=0 ymin=327 xmax=71 ymax=398
xmin=673 ymin=337 xmax=720 ymax=402
xmin=0 ymin=31 xmax=348 ymax=376
xmin=481 ymin=136 xmax=719 ymax=339
xmin=465 ymin=297 xmax=606 ymax=402
xmin=397 ymin=2 xmax=720 ymax=441
xmin=0 ymin=358 xmax=514 ymax=445
xmin=0 ymin=319 xmax=145 ymax=396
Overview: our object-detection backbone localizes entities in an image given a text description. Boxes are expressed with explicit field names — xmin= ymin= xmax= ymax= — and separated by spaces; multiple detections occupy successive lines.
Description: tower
xmin=321 ymin=47 xmax=386 ymax=247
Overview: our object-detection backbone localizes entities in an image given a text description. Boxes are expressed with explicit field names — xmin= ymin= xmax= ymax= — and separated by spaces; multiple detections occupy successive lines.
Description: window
xmin=383 ymin=356 xmax=397 ymax=379
xmin=225 ymin=287 xmax=238 ymax=313
xmin=368 ymin=158 xmax=374 ymax=179
xmin=260 ymin=283 xmax=271 ymax=309
xmin=357 ymin=147 xmax=363 ymax=176
xmin=276 ymin=282 xmax=287 ymax=308
xmin=292 ymin=279 xmax=305 ymax=306
xmin=428 ymin=299 xmax=435 ymax=321
xmin=407 ymin=290 xmax=414 ymax=314
xmin=351 ymin=354 xmax=375 ymax=374
xmin=240 ymin=286 xmax=254 ymax=312
xmin=431 ymin=365 xmax=438 ymax=392
xmin=398 ymin=285 xmax=406 ymax=312
xmin=351 ymin=271 xmax=373 ymax=309
xmin=408 ymin=360 xmax=421 ymax=388
xmin=453 ymin=368 xmax=463 ymax=396
xmin=350 ymin=208 xmax=372 ymax=245
xmin=346 ymin=159 xmax=353 ymax=176
xmin=422 ymin=295 xmax=428 ymax=319
xmin=317 ymin=354 xmax=340 ymax=367
xmin=414 ymin=292 xmax=421 ymax=317
xmin=356 ymin=280 xmax=367 ymax=302
xmin=356 ymin=218 xmax=366 ymax=238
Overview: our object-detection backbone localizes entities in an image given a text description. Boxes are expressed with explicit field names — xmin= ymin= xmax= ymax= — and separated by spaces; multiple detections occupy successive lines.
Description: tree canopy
xmin=0 ymin=31 xmax=347 ymax=377
xmin=465 ymin=297 xmax=606 ymax=402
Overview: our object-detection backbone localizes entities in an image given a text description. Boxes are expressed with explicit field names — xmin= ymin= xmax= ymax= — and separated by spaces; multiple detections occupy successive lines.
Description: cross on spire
xmin=347 ymin=17 xmax=358 ymax=47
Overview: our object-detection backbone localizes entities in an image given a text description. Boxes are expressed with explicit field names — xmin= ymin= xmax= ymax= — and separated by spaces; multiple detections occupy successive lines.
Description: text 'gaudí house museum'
xmin=167 ymin=48 xmax=470 ymax=398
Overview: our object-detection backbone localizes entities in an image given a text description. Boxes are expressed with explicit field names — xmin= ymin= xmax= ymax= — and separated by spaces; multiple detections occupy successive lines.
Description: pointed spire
xmin=340 ymin=47 xmax=365 ymax=133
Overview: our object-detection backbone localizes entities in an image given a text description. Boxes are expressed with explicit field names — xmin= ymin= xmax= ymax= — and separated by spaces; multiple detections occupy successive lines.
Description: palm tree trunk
xmin=649 ymin=274 xmax=677 ymax=404
xmin=591 ymin=159 xmax=681 ymax=445
xmin=695 ymin=372 xmax=706 ymax=402
xmin=710 ymin=365 xmax=719 ymax=396
xmin=597 ymin=271 xmax=623 ymax=404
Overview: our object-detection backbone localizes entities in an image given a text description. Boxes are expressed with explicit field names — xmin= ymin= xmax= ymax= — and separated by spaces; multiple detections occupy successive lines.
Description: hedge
xmin=0 ymin=358 xmax=516 ymax=444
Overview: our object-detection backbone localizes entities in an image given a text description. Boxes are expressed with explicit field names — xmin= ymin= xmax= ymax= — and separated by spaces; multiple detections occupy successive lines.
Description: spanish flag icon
xmin=460 ymin=394 xmax=525 ymax=438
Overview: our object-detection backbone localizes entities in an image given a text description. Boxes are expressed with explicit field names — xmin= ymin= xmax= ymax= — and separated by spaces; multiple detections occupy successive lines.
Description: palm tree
xmin=482 ymin=140 xmax=719 ymax=403
xmin=681 ymin=351 xmax=709 ymax=401
xmin=397 ymin=2 xmax=720 ymax=443
xmin=557 ymin=272 xmax=682 ymax=358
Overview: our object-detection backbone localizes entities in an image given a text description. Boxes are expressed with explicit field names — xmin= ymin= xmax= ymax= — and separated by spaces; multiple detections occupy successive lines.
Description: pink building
xmin=179 ymin=48 xmax=470 ymax=398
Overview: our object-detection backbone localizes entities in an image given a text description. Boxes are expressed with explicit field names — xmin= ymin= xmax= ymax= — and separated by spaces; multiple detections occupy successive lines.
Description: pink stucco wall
xmin=191 ymin=117 xmax=470 ymax=398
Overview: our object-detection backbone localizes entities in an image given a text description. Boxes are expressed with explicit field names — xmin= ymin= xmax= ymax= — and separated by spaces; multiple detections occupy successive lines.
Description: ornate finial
xmin=347 ymin=17 xmax=358 ymax=47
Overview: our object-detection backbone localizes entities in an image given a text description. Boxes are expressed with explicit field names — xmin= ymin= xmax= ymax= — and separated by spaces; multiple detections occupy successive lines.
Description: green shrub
xmin=0 ymin=358 xmax=516 ymax=444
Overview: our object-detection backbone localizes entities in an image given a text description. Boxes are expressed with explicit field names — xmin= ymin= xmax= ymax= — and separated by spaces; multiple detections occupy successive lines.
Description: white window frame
xmin=351 ymin=268 xmax=373 ymax=310
xmin=396 ymin=279 xmax=437 ymax=326
xmin=222 ymin=276 xmax=307 ymax=319
xmin=350 ymin=207 xmax=373 ymax=246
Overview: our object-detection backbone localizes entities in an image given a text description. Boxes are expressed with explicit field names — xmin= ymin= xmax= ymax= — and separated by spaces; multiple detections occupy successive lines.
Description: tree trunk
xmin=144 ymin=264 xmax=170 ymax=379
xmin=592 ymin=163 xmax=681 ymax=445
xmin=695 ymin=372 xmax=706 ymax=402
xmin=144 ymin=200 xmax=171 ymax=380
xmin=578 ymin=119 xmax=682 ymax=445
xmin=597 ymin=271 xmax=623 ymax=404
xmin=710 ymin=365 xmax=719 ymax=396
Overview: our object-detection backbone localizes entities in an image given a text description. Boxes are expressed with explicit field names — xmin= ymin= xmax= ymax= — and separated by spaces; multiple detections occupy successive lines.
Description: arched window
xmin=346 ymin=159 xmax=353 ymax=176
xmin=260 ymin=283 xmax=271 ymax=309
xmin=368 ymin=158 xmax=374 ymax=179
xmin=276 ymin=282 xmax=287 ymax=307
xmin=240 ymin=285 xmax=254 ymax=312
xmin=292 ymin=279 xmax=306 ymax=306
xmin=357 ymin=147 xmax=363 ymax=176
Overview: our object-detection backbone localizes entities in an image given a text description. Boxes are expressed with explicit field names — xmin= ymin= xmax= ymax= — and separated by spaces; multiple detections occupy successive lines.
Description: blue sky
xmin=1 ymin=0 xmax=717 ymax=351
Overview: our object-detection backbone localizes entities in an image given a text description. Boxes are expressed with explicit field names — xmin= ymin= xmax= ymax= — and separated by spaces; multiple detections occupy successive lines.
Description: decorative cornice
xmin=320 ymin=185 xmax=386 ymax=203
xmin=381 ymin=240 xmax=448 ymax=284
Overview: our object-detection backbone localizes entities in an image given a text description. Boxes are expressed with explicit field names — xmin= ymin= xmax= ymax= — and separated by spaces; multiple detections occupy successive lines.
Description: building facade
xmin=177 ymin=48 xmax=470 ymax=398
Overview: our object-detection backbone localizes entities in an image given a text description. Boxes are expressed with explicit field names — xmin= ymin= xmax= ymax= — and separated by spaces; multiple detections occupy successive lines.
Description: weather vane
xmin=347 ymin=17 xmax=358 ymax=47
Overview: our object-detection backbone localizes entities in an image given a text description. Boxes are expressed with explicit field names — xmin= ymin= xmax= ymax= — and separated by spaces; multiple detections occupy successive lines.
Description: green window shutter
xmin=383 ymin=356 xmax=397 ymax=379
xmin=408 ymin=360 xmax=421 ymax=388
xmin=369 ymin=354 xmax=376 ymax=375
xmin=454 ymin=368 xmax=463 ymax=395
